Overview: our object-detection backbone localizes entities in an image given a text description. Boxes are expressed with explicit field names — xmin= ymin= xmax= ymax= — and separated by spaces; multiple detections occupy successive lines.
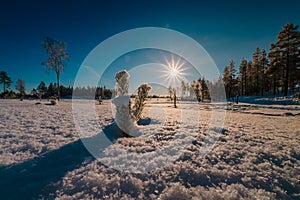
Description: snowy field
xmin=0 ymin=99 xmax=299 ymax=199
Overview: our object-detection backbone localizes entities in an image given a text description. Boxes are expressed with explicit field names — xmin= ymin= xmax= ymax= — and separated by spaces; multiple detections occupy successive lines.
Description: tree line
xmin=0 ymin=71 xmax=26 ymax=100
xmin=33 ymin=81 xmax=112 ymax=99
xmin=0 ymin=74 xmax=113 ymax=100
xmin=169 ymin=22 xmax=299 ymax=103
xmin=223 ymin=22 xmax=300 ymax=98
xmin=168 ymin=78 xmax=211 ymax=104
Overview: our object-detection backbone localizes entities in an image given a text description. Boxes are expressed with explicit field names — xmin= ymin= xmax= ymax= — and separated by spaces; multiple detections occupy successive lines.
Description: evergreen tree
xmin=269 ymin=22 xmax=300 ymax=96
xmin=47 ymin=83 xmax=56 ymax=97
xmin=199 ymin=78 xmax=210 ymax=101
xmin=37 ymin=81 xmax=47 ymax=98
xmin=223 ymin=60 xmax=237 ymax=98
xmin=15 ymin=78 xmax=25 ymax=100
xmin=252 ymin=48 xmax=268 ymax=95
xmin=223 ymin=66 xmax=231 ymax=98
xmin=238 ymin=58 xmax=247 ymax=96
xmin=267 ymin=45 xmax=282 ymax=96
xmin=229 ymin=60 xmax=238 ymax=96
xmin=253 ymin=48 xmax=261 ymax=95
xmin=245 ymin=61 xmax=254 ymax=95
xmin=260 ymin=50 xmax=268 ymax=95
xmin=132 ymin=83 xmax=152 ymax=120
xmin=0 ymin=71 xmax=12 ymax=94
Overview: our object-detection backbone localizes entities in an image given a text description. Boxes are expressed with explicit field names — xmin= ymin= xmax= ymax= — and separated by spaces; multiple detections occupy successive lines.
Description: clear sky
xmin=0 ymin=0 xmax=299 ymax=93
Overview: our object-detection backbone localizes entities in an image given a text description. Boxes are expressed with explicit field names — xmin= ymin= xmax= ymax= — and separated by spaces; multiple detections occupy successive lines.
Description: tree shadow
xmin=137 ymin=117 xmax=151 ymax=126
xmin=0 ymin=139 xmax=94 ymax=199
xmin=102 ymin=122 xmax=133 ymax=143
xmin=0 ymin=119 xmax=152 ymax=199
xmin=0 ymin=122 xmax=129 ymax=200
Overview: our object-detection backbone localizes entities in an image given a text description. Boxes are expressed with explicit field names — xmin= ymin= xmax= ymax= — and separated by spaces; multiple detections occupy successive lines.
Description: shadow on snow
xmin=0 ymin=122 xmax=129 ymax=199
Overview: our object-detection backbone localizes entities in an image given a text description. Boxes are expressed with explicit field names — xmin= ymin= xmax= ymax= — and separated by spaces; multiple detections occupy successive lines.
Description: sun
xmin=169 ymin=68 xmax=179 ymax=77
xmin=159 ymin=54 xmax=187 ymax=87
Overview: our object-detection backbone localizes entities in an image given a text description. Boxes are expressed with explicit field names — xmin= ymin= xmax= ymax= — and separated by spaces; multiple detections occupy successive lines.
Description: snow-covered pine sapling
xmin=132 ymin=83 xmax=152 ymax=121
xmin=112 ymin=70 xmax=136 ymax=136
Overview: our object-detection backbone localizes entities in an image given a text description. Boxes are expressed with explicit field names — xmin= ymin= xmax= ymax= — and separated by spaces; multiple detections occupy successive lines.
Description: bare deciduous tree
xmin=42 ymin=37 xmax=69 ymax=100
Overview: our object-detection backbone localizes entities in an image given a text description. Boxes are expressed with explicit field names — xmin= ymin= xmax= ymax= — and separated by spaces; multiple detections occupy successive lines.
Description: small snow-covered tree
xmin=115 ymin=70 xmax=130 ymax=96
xmin=113 ymin=70 xmax=153 ymax=136
xmin=132 ymin=83 xmax=152 ymax=120
xmin=113 ymin=70 xmax=136 ymax=136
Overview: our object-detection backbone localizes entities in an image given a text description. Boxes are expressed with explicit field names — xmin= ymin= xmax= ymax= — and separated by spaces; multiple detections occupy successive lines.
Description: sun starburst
xmin=160 ymin=54 xmax=187 ymax=87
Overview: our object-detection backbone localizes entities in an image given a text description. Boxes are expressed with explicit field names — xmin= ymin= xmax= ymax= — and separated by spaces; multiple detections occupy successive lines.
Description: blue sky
xmin=0 ymin=0 xmax=299 ymax=93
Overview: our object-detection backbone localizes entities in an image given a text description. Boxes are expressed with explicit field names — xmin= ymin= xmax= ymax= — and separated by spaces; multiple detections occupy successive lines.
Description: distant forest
xmin=222 ymin=22 xmax=300 ymax=98
xmin=0 ymin=79 xmax=113 ymax=99
xmin=175 ymin=22 xmax=300 ymax=102
xmin=1 ymin=22 xmax=299 ymax=101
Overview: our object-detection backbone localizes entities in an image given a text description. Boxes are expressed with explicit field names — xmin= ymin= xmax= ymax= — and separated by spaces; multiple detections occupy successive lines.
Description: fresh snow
xmin=0 ymin=98 xmax=299 ymax=199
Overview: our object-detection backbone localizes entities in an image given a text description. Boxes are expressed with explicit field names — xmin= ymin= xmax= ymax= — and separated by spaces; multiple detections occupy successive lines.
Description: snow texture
xmin=0 ymin=98 xmax=299 ymax=199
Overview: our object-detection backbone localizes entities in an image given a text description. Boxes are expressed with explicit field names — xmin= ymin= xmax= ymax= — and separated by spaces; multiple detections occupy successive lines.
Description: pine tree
xmin=132 ymin=83 xmax=152 ymax=120
xmin=267 ymin=44 xmax=282 ymax=96
xmin=15 ymin=78 xmax=25 ymax=100
xmin=199 ymin=78 xmax=210 ymax=101
xmin=0 ymin=71 xmax=12 ymax=94
xmin=37 ymin=81 xmax=47 ymax=98
xmin=229 ymin=60 xmax=238 ymax=97
xmin=252 ymin=48 xmax=268 ymax=96
xmin=253 ymin=48 xmax=261 ymax=95
xmin=245 ymin=61 xmax=254 ymax=95
xmin=223 ymin=60 xmax=237 ymax=98
xmin=47 ymin=83 xmax=56 ymax=97
xmin=269 ymin=22 xmax=300 ymax=96
xmin=260 ymin=50 xmax=268 ymax=95
xmin=238 ymin=58 xmax=247 ymax=96
xmin=223 ymin=66 xmax=231 ymax=98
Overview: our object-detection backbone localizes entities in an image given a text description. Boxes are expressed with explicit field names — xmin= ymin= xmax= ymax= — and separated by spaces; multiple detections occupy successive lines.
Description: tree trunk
xmin=284 ymin=65 xmax=289 ymax=96
xmin=256 ymin=66 xmax=259 ymax=96
xmin=244 ymin=77 xmax=247 ymax=96
xmin=261 ymin=75 xmax=264 ymax=96
xmin=174 ymin=93 xmax=177 ymax=108
xmin=57 ymin=72 xmax=60 ymax=100
xmin=273 ymin=76 xmax=276 ymax=97
xmin=284 ymin=33 xmax=291 ymax=97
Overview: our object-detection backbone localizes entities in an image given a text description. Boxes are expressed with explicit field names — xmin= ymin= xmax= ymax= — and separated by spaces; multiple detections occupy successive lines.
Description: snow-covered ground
xmin=0 ymin=99 xmax=299 ymax=199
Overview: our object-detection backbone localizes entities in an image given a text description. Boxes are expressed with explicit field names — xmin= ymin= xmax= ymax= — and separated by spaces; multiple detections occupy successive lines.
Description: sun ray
xmin=158 ymin=54 xmax=189 ymax=88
